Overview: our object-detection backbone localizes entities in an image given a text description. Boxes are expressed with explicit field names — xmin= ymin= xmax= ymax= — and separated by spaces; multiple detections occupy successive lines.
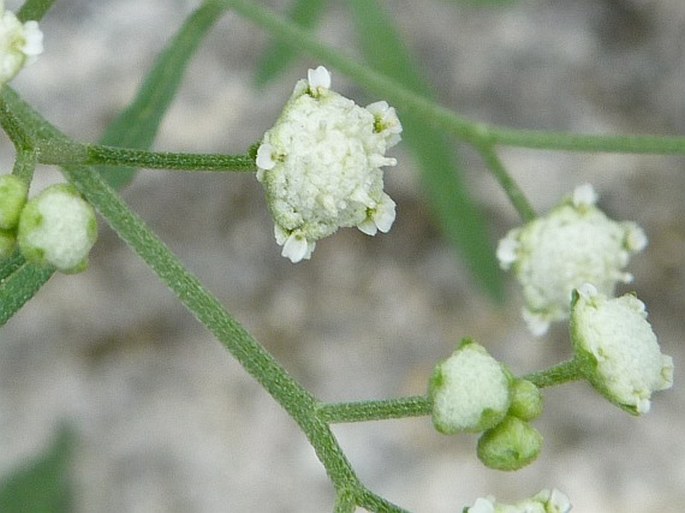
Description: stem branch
xmin=318 ymin=396 xmax=432 ymax=424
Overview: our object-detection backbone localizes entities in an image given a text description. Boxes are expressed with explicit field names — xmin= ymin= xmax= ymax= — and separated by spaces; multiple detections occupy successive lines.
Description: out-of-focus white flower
xmin=464 ymin=489 xmax=571 ymax=513
xmin=430 ymin=339 xmax=512 ymax=434
xmin=571 ymin=284 xmax=673 ymax=415
xmin=256 ymin=65 xmax=401 ymax=262
xmin=497 ymin=183 xmax=647 ymax=335
xmin=0 ymin=0 xmax=43 ymax=85
xmin=17 ymin=184 xmax=98 ymax=274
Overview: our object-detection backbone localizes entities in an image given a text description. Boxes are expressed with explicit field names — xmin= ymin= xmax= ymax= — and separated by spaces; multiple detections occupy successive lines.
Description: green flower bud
xmin=17 ymin=184 xmax=98 ymax=273
xmin=571 ymin=284 xmax=673 ymax=415
xmin=0 ymin=174 xmax=28 ymax=230
xmin=477 ymin=416 xmax=543 ymax=471
xmin=430 ymin=339 xmax=513 ymax=434
xmin=508 ymin=379 xmax=543 ymax=421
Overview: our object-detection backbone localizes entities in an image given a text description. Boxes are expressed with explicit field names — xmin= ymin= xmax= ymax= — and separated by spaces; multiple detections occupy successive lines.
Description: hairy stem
xmin=523 ymin=358 xmax=584 ymax=388
xmin=318 ymin=396 xmax=432 ymax=424
xmin=227 ymin=0 xmax=685 ymax=156
xmin=58 ymin=144 xmax=254 ymax=172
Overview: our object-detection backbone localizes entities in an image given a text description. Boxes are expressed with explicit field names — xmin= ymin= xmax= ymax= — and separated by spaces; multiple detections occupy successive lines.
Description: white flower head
xmin=497 ymin=184 xmax=647 ymax=335
xmin=465 ymin=489 xmax=571 ymax=513
xmin=571 ymin=285 xmax=673 ymax=415
xmin=256 ymin=65 xmax=401 ymax=263
xmin=0 ymin=1 xmax=43 ymax=85
xmin=430 ymin=339 xmax=513 ymax=434
xmin=17 ymin=184 xmax=98 ymax=274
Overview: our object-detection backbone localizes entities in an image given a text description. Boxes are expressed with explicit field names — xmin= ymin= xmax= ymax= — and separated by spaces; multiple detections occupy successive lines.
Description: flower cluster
xmin=256 ymin=66 xmax=401 ymax=262
xmin=498 ymin=184 xmax=672 ymax=415
xmin=0 ymin=0 xmax=43 ymax=86
xmin=0 ymin=177 xmax=98 ymax=274
xmin=497 ymin=183 xmax=646 ymax=335
xmin=429 ymin=340 xmax=544 ymax=471
xmin=465 ymin=489 xmax=571 ymax=513
xmin=571 ymin=284 xmax=673 ymax=415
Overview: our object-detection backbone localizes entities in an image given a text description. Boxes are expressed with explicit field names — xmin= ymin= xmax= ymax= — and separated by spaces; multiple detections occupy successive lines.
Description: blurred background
xmin=1 ymin=0 xmax=684 ymax=511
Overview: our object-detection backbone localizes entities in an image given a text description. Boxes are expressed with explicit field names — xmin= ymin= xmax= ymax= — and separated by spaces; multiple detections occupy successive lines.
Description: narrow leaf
xmin=254 ymin=0 xmax=328 ymax=86
xmin=97 ymin=0 xmax=228 ymax=189
xmin=348 ymin=0 xmax=502 ymax=298
xmin=0 ymin=258 xmax=54 ymax=327
xmin=0 ymin=426 xmax=75 ymax=513
xmin=17 ymin=0 xmax=57 ymax=22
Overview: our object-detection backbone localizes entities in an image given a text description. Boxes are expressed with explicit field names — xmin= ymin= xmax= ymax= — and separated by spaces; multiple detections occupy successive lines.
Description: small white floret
xmin=256 ymin=143 xmax=276 ymax=171
xmin=571 ymin=183 xmax=598 ymax=207
xmin=307 ymin=65 xmax=331 ymax=92
xmin=0 ymin=3 xmax=43 ymax=85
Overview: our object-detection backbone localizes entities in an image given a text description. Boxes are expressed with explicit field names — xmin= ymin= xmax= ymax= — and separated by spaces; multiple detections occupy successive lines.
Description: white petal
xmin=307 ymin=65 xmax=331 ymax=90
xmin=357 ymin=219 xmax=378 ymax=236
xmin=547 ymin=489 xmax=572 ymax=513
xmin=522 ymin=309 xmax=550 ymax=337
xmin=22 ymin=21 xmax=44 ymax=58
xmin=373 ymin=195 xmax=396 ymax=233
xmin=625 ymin=222 xmax=648 ymax=252
xmin=256 ymin=144 xmax=276 ymax=170
xmin=572 ymin=183 xmax=598 ymax=207
xmin=496 ymin=234 xmax=519 ymax=269
xmin=467 ymin=497 xmax=496 ymax=513
xmin=281 ymin=233 xmax=310 ymax=263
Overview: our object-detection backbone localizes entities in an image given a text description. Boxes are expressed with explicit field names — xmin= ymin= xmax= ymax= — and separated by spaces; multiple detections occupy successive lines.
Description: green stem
xmin=12 ymin=149 xmax=38 ymax=184
xmin=523 ymin=358 xmax=584 ymax=388
xmin=75 ymin=144 xmax=254 ymax=172
xmin=475 ymin=143 xmax=536 ymax=222
xmin=60 ymin=161 xmax=366 ymax=497
xmin=227 ymin=0 xmax=685 ymax=156
xmin=318 ymin=396 xmax=432 ymax=424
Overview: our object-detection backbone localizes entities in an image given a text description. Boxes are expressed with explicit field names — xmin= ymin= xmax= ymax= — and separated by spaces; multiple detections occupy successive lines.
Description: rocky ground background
xmin=1 ymin=0 xmax=684 ymax=512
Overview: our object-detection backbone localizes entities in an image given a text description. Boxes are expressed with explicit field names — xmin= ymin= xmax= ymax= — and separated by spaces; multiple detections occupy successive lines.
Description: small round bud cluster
xmin=571 ymin=284 xmax=673 ymax=415
xmin=0 ymin=0 xmax=43 ymax=86
xmin=465 ymin=488 xmax=572 ymax=513
xmin=429 ymin=340 xmax=544 ymax=471
xmin=430 ymin=339 xmax=513 ymax=434
xmin=17 ymin=184 xmax=98 ymax=273
xmin=0 ymin=174 xmax=28 ymax=258
xmin=497 ymin=183 xmax=646 ymax=335
xmin=256 ymin=65 xmax=401 ymax=263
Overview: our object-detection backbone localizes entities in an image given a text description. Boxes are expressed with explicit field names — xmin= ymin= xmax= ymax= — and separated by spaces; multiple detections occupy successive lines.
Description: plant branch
xmin=318 ymin=396 xmax=432 ymax=424
xmin=226 ymin=0 xmax=685 ymax=156
xmin=475 ymin=143 xmax=536 ymax=222
xmin=523 ymin=358 xmax=584 ymax=388
xmin=37 ymin=142 xmax=256 ymax=172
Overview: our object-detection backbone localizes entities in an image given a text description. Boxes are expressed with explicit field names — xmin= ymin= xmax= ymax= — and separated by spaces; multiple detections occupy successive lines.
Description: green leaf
xmin=0 ymin=256 xmax=54 ymax=327
xmin=17 ymin=0 xmax=57 ymax=22
xmin=97 ymin=0 xmax=228 ymax=189
xmin=254 ymin=0 xmax=328 ymax=86
xmin=0 ymin=426 xmax=75 ymax=513
xmin=347 ymin=0 xmax=502 ymax=299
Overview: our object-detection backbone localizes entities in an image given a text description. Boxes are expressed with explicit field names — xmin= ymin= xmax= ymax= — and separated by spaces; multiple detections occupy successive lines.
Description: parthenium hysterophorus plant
xmin=0 ymin=1 xmax=678 ymax=512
